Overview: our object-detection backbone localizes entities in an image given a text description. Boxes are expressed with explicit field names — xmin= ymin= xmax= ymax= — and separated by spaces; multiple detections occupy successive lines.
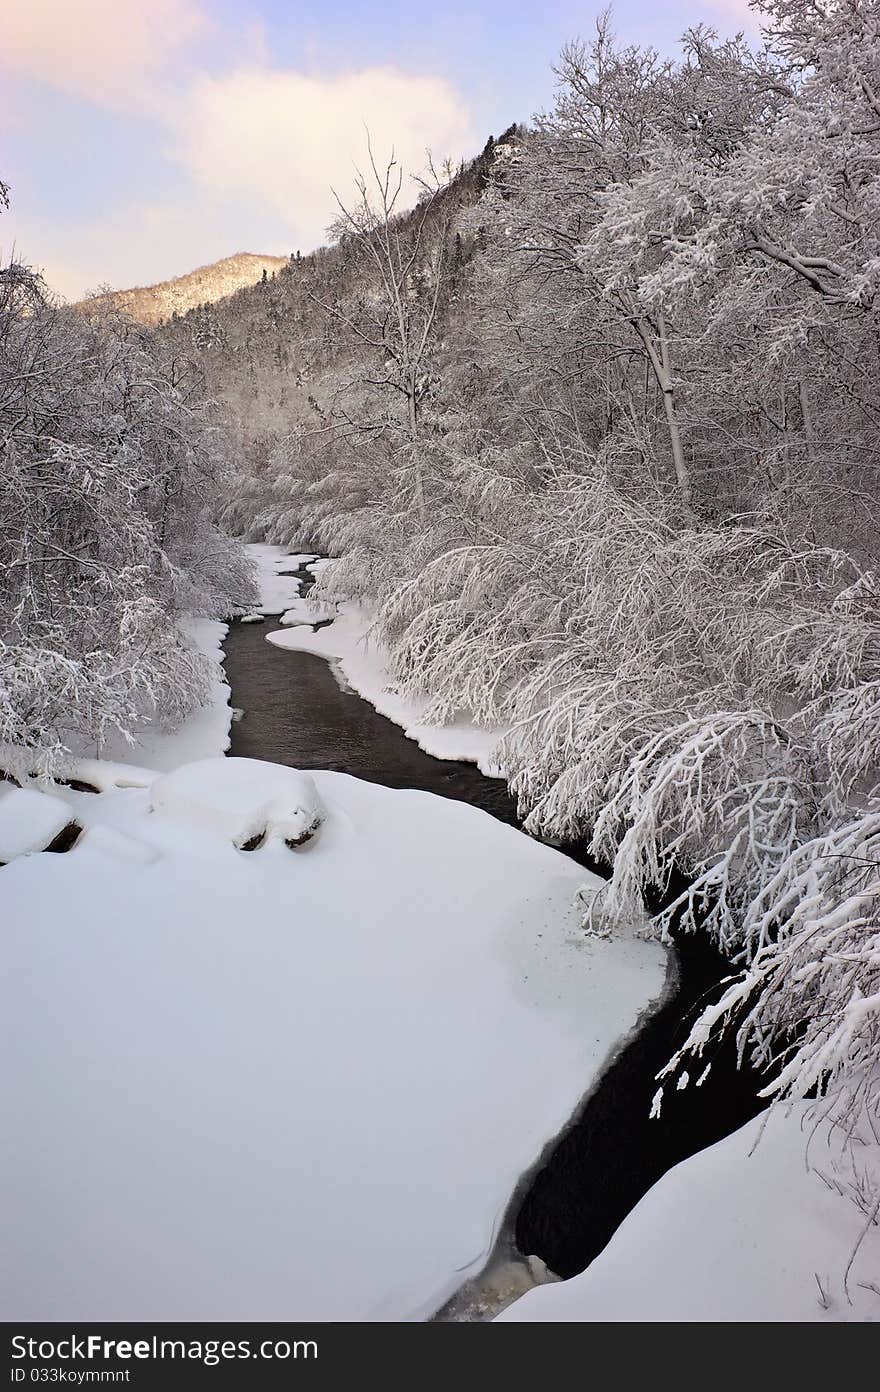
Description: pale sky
xmin=0 ymin=0 xmax=759 ymax=300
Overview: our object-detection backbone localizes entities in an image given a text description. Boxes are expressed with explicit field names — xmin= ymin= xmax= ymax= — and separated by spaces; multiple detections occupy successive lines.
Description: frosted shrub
xmin=656 ymin=809 xmax=880 ymax=1141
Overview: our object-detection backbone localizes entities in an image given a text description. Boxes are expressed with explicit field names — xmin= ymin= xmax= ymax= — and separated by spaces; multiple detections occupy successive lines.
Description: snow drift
xmin=0 ymin=756 xmax=665 ymax=1321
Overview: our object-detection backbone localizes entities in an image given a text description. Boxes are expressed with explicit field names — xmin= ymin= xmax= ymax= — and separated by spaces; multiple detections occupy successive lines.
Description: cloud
xmin=2 ymin=57 xmax=477 ymax=300
xmin=0 ymin=4 xmax=476 ymax=292
xmin=174 ymin=66 xmax=476 ymax=247
xmin=2 ymin=0 xmax=206 ymax=113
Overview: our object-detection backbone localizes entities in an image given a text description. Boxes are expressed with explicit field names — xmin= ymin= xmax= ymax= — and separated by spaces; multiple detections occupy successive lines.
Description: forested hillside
xmin=158 ymin=133 xmax=507 ymax=447
xmin=80 ymin=252 xmax=291 ymax=327
xmin=162 ymin=0 xmax=880 ymax=1138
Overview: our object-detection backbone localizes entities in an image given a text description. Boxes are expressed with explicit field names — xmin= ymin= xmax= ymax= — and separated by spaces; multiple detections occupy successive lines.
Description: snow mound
xmin=56 ymin=758 xmax=157 ymax=792
xmin=0 ymin=749 xmax=158 ymax=793
xmin=239 ymin=613 xmax=265 ymax=624
xmin=279 ymin=597 xmax=335 ymax=627
xmin=0 ymin=787 xmax=73 ymax=863
xmin=150 ymin=757 xmax=325 ymax=848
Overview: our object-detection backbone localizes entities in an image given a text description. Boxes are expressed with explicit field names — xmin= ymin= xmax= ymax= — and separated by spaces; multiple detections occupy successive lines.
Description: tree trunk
xmin=633 ymin=311 xmax=695 ymax=517
xmin=798 ymin=379 xmax=815 ymax=463
xmin=406 ymin=377 xmax=426 ymax=521
xmin=660 ymin=381 xmax=692 ymax=513
xmin=656 ymin=315 xmax=693 ymax=515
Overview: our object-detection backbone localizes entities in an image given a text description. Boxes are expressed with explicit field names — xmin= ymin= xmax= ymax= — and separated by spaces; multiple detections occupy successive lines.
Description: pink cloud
xmin=175 ymin=66 xmax=476 ymax=243
xmin=2 ymin=0 xmax=207 ymax=113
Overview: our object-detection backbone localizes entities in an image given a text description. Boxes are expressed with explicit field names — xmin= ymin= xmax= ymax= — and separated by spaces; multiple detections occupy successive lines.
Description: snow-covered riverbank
xmin=498 ymin=1101 xmax=880 ymax=1323
xmin=0 ymin=756 xmax=665 ymax=1319
xmin=250 ymin=546 xmax=508 ymax=777
xmin=4 ymin=544 xmax=875 ymax=1325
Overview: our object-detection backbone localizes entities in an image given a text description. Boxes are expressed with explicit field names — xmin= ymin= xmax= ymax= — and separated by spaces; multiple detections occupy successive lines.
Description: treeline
xmin=0 ymin=225 xmax=255 ymax=766
xmin=214 ymin=0 xmax=880 ymax=1134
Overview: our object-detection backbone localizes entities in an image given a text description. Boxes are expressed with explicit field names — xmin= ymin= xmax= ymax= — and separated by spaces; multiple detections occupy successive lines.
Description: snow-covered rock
xmin=150 ymin=757 xmax=325 ymax=848
xmin=0 ymin=787 xmax=73 ymax=863
xmin=0 ymin=758 xmax=665 ymax=1321
xmin=279 ymin=597 xmax=335 ymax=627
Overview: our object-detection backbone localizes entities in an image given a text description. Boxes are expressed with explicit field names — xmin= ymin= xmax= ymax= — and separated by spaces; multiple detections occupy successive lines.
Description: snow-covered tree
xmin=0 ymin=261 xmax=256 ymax=762
xmin=187 ymin=2 xmax=880 ymax=1159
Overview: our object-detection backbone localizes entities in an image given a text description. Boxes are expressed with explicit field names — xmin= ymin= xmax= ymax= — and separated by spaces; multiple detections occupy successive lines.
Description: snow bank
xmin=151 ymin=757 xmax=324 ymax=848
xmin=98 ymin=616 xmax=233 ymax=773
xmin=249 ymin=542 xmax=307 ymax=615
xmin=1 ymin=758 xmax=665 ymax=1321
xmin=279 ymin=596 xmax=336 ymax=627
xmin=0 ymin=787 xmax=72 ymax=862
xmin=304 ymin=557 xmax=332 ymax=580
xmin=268 ymin=604 xmax=509 ymax=777
xmin=497 ymin=1103 xmax=880 ymax=1323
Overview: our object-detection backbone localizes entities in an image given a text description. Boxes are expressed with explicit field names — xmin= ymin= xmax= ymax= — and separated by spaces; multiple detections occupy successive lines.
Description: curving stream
xmin=222 ymin=578 xmax=765 ymax=1314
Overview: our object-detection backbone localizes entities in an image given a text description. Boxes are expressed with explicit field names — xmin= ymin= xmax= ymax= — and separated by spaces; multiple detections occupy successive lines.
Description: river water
xmin=222 ymin=591 xmax=764 ymax=1294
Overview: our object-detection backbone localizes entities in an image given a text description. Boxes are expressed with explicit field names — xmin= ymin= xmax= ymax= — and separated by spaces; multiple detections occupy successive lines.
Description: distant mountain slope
xmin=79 ymin=253 xmax=291 ymax=326
xmin=153 ymin=129 xmax=520 ymax=446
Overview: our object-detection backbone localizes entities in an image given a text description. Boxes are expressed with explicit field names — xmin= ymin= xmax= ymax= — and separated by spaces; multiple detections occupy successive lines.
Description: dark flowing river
xmin=222 ymin=583 xmax=764 ymax=1291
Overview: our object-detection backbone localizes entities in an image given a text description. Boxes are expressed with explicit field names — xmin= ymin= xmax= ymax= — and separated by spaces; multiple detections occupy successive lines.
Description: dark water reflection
xmin=223 ymin=617 xmax=519 ymax=821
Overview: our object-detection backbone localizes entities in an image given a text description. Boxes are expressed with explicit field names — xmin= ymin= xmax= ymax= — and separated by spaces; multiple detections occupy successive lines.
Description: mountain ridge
xmin=77 ymin=251 xmax=291 ymax=326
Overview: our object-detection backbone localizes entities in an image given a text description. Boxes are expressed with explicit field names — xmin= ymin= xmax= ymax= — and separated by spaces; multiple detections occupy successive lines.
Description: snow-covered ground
xmin=269 ymin=599 xmax=508 ymax=777
xmin=7 ymin=543 xmax=870 ymax=1323
xmin=0 ymin=757 xmax=666 ymax=1321
xmin=498 ymin=1102 xmax=880 ymax=1323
